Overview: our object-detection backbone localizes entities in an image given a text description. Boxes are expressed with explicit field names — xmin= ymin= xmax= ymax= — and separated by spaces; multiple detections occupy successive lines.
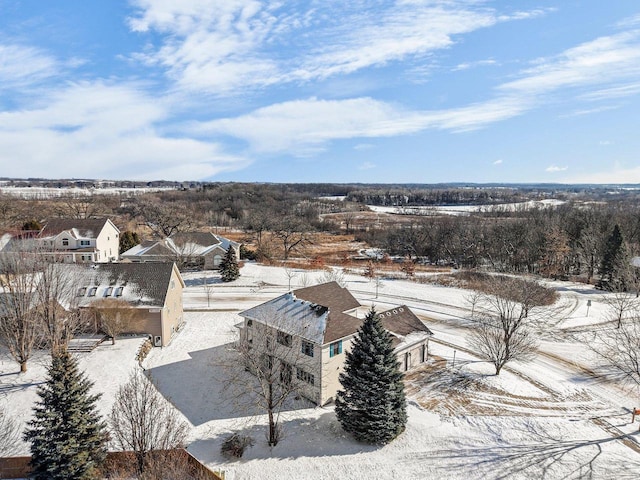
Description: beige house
xmin=76 ymin=262 xmax=184 ymax=347
xmin=120 ymin=232 xmax=240 ymax=270
xmin=238 ymin=281 xmax=433 ymax=406
xmin=0 ymin=218 xmax=120 ymax=263
xmin=38 ymin=218 xmax=120 ymax=263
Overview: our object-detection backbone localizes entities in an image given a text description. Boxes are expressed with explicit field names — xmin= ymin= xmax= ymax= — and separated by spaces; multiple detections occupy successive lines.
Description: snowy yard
xmin=2 ymin=262 xmax=640 ymax=479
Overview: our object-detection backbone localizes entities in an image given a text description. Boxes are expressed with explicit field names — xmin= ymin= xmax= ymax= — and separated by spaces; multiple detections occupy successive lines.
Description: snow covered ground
xmin=2 ymin=262 xmax=640 ymax=479
xmin=367 ymin=199 xmax=566 ymax=216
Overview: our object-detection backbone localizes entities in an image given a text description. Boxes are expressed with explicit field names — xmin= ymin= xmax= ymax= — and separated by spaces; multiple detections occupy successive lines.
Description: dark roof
xmin=170 ymin=232 xmax=219 ymax=248
xmin=294 ymin=282 xmax=361 ymax=312
xmin=77 ymin=262 xmax=178 ymax=307
xmin=40 ymin=218 xmax=114 ymax=238
xmin=293 ymin=282 xmax=362 ymax=344
xmin=379 ymin=305 xmax=433 ymax=337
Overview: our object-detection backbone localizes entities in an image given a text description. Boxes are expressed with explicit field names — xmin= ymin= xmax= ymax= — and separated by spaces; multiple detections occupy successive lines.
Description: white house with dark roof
xmin=75 ymin=262 xmax=184 ymax=347
xmin=0 ymin=218 xmax=120 ymax=263
xmin=238 ymin=281 xmax=433 ymax=406
xmin=121 ymin=232 xmax=240 ymax=270
xmin=38 ymin=218 xmax=120 ymax=263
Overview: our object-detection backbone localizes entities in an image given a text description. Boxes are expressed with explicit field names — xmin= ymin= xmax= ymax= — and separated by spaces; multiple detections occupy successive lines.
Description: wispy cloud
xmin=0 ymin=44 xmax=59 ymax=89
xmin=0 ymin=81 xmax=246 ymax=180
xmin=359 ymin=161 xmax=376 ymax=170
xmin=192 ymin=95 xmax=530 ymax=154
xmin=127 ymin=1 xmax=545 ymax=96
xmin=189 ymin=20 xmax=640 ymax=154
xmin=493 ymin=159 xmax=503 ymax=165
xmin=499 ymin=31 xmax=640 ymax=95
xmin=546 ymin=165 xmax=568 ymax=172
xmin=453 ymin=59 xmax=498 ymax=71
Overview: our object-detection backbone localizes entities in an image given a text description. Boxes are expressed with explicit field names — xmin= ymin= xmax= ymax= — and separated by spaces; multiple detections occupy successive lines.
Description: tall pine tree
xmin=219 ymin=246 xmax=240 ymax=282
xmin=599 ymin=224 xmax=630 ymax=292
xmin=335 ymin=307 xmax=407 ymax=444
xmin=24 ymin=349 xmax=108 ymax=480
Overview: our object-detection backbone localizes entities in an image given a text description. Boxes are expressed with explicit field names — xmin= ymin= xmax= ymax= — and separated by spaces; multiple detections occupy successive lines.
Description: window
xmin=246 ymin=319 xmax=253 ymax=327
xmin=80 ymin=240 xmax=90 ymax=246
xmin=329 ymin=340 xmax=343 ymax=358
xmin=296 ymin=368 xmax=315 ymax=386
xmin=88 ymin=287 xmax=97 ymax=297
xmin=62 ymin=238 xmax=69 ymax=246
xmin=104 ymin=287 xmax=113 ymax=297
xmin=301 ymin=341 xmax=314 ymax=357
xmin=77 ymin=287 xmax=87 ymax=297
xmin=114 ymin=286 xmax=123 ymax=297
xmin=277 ymin=331 xmax=292 ymax=347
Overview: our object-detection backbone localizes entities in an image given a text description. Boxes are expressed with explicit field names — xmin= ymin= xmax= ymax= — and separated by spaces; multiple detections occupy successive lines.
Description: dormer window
xmin=104 ymin=287 xmax=113 ymax=297
xmin=114 ymin=286 xmax=123 ymax=297
xmin=77 ymin=287 xmax=87 ymax=297
xmin=80 ymin=240 xmax=90 ymax=246
xmin=88 ymin=287 xmax=97 ymax=297
xmin=62 ymin=238 xmax=69 ymax=246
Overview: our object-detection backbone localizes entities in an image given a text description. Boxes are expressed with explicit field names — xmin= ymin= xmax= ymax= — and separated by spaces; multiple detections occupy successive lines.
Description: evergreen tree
xmin=335 ymin=307 xmax=407 ymax=444
xmin=24 ymin=349 xmax=108 ymax=480
xmin=119 ymin=230 xmax=140 ymax=254
xmin=599 ymin=224 xmax=630 ymax=292
xmin=219 ymin=246 xmax=240 ymax=282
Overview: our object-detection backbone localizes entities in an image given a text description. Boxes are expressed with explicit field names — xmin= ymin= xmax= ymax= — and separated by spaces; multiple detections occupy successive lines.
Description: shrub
xmin=221 ymin=433 xmax=254 ymax=459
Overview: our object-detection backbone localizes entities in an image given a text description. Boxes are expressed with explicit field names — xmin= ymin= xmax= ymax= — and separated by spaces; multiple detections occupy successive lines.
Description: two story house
xmin=238 ymin=281 xmax=433 ymax=406
xmin=37 ymin=218 xmax=120 ymax=263
xmin=75 ymin=262 xmax=184 ymax=347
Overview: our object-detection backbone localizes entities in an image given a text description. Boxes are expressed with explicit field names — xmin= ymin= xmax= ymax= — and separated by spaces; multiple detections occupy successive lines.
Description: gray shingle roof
xmin=293 ymin=282 xmax=362 ymax=343
xmin=40 ymin=218 xmax=115 ymax=239
xmin=379 ymin=305 xmax=433 ymax=337
xmin=76 ymin=262 xmax=177 ymax=308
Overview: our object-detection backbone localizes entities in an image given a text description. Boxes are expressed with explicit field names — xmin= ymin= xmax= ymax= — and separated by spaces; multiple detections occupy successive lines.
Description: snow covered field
xmin=367 ymin=199 xmax=566 ymax=216
xmin=2 ymin=263 xmax=640 ymax=479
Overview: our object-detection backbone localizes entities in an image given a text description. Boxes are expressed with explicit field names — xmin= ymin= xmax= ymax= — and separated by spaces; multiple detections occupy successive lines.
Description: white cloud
xmin=359 ymin=161 xmax=376 ymax=170
xmin=599 ymin=140 xmax=613 ymax=146
xmin=581 ymin=82 xmax=640 ymax=101
xmin=453 ymin=59 xmax=498 ymax=71
xmin=193 ymin=95 xmax=530 ymax=154
xmin=0 ymin=81 xmax=247 ymax=180
xmin=127 ymin=1 xmax=544 ymax=95
xmin=493 ymin=159 xmax=503 ymax=165
xmin=188 ymin=22 xmax=640 ymax=154
xmin=546 ymin=165 xmax=568 ymax=172
xmin=0 ymin=44 xmax=59 ymax=88
xmin=354 ymin=143 xmax=374 ymax=151
xmin=500 ymin=31 xmax=640 ymax=95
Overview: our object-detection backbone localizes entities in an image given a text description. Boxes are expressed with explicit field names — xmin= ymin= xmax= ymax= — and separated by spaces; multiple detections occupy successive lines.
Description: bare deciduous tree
xmin=0 ymin=251 xmax=42 ymax=372
xmin=110 ymin=370 xmax=190 ymax=476
xmin=136 ymin=199 xmax=193 ymax=238
xmin=319 ymin=267 xmax=346 ymax=288
xmin=467 ymin=276 xmax=557 ymax=375
xmin=34 ymin=262 xmax=84 ymax=354
xmin=592 ymin=319 xmax=640 ymax=390
xmin=272 ymin=216 xmax=312 ymax=260
xmin=229 ymin=315 xmax=314 ymax=446
xmin=602 ymin=292 xmax=639 ymax=329
xmin=89 ymin=298 xmax=136 ymax=344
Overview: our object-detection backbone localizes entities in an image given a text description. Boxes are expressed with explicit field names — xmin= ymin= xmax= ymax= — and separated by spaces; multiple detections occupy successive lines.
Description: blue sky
xmin=1 ymin=1 xmax=640 ymax=183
